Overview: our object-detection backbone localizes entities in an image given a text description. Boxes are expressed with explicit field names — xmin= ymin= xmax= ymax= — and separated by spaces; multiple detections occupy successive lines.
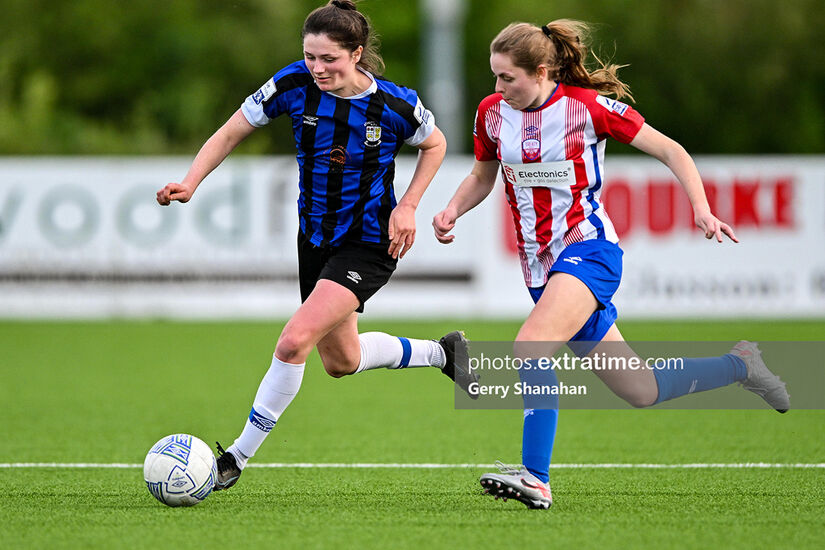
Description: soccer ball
xmin=143 ymin=434 xmax=217 ymax=507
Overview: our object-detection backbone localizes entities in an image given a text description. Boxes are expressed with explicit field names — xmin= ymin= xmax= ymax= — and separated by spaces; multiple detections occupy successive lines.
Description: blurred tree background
xmin=1 ymin=0 xmax=822 ymax=155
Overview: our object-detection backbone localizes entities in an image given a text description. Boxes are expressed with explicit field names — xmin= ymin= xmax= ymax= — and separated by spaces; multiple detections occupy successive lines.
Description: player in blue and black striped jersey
xmin=242 ymin=59 xmax=436 ymax=249
xmin=156 ymin=0 xmax=478 ymax=491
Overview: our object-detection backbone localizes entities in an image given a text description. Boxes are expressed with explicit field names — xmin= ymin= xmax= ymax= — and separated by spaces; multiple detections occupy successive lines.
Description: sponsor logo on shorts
xmin=347 ymin=271 xmax=362 ymax=284
xmin=563 ymin=256 xmax=583 ymax=266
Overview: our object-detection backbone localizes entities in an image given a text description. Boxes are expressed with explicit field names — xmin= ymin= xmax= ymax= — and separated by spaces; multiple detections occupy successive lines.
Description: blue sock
xmin=519 ymin=360 xmax=559 ymax=483
xmin=522 ymin=408 xmax=558 ymax=483
xmin=653 ymin=354 xmax=748 ymax=404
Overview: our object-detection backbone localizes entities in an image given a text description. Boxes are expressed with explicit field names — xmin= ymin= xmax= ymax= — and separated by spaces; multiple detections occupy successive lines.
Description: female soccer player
xmin=432 ymin=19 xmax=790 ymax=509
xmin=157 ymin=0 xmax=476 ymax=490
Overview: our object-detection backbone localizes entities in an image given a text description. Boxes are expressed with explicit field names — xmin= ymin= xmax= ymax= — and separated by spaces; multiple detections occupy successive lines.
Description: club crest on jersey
xmin=522 ymin=138 xmax=541 ymax=161
xmin=364 ymin=121 xmax=381 ymax=147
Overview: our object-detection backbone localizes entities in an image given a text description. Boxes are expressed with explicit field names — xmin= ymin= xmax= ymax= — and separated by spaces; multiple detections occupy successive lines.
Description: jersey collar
xmin=325 ymin=66 xmax=377 ymax=99
xmin=523 ymin=81 xmax=561 ymax=112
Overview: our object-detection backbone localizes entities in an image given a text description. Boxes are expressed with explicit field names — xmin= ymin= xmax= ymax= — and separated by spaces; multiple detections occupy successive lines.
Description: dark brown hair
xmin=302 ymin=0 xmax=385 ymax=75
xmin=491 ymin=20 xmax=633 ymax=101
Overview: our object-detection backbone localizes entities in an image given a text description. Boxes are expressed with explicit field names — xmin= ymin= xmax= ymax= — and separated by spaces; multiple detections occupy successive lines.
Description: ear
xmin=352 ymin=45 xmax=363 ymax=64
xmin=535 ymin=64 xmax=549 ymax=81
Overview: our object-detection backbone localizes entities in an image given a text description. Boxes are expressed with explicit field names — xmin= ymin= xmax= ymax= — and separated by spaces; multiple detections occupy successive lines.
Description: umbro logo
xmin=249 ymin=408 xmax=277 ymax=433
xmin=563 ymin=256 xmax=583 ymax=266
xmin=347 ymin=271 xmax=362 ymax=284
xmin=302 ymin=115 xmax=318 ymax=126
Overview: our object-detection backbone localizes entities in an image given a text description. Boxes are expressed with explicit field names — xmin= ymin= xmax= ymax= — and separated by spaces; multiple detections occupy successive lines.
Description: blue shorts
xmin=528 ymin=239 xmax=623 ymax=351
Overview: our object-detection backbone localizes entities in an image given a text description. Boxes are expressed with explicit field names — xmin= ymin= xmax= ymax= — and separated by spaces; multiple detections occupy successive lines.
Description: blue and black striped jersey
xmin=242 ymin=61 xmax=435 ymax=247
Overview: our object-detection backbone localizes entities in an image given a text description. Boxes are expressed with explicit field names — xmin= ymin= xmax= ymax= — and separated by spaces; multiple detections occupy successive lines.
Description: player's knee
xmin=516 ymin=324 xmax=573 ymax=343
xmin=322 ymin=359 xmax=356 ymax=378
xmin=275 ymin=330 xmax=313 ymax=364
xmin=622 ymin=387 xmax=658 ymax=408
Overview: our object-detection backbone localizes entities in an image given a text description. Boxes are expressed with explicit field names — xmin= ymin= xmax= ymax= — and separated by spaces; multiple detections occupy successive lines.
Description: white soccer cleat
xmin=731 ymin=341 xmax=790 ymax=413
xmin=479 ymin=461 xmax=552 ymax=510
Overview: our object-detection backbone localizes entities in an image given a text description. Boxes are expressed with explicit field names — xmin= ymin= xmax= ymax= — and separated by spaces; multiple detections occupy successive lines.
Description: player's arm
xmin=432 ymin=159 xmax=499 ymax=244
xmin=388 ymin=125 xmax=447 ymax=259
xmin=629 ymin=123 xmax=738 ymax=243
xmin=157 ymin=109 xmax=256 ymax=205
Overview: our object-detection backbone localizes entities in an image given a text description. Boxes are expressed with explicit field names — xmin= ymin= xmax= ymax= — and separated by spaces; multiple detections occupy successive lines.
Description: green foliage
xmin=0 ymin=0 xmax=823 ymax=154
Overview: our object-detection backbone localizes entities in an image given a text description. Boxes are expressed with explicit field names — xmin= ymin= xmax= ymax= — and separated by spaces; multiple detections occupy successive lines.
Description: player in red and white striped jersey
xmin=473 ymin=78 xmax=643 ymax=287
xmin=433 ymin=19 xmax=788 ymax=510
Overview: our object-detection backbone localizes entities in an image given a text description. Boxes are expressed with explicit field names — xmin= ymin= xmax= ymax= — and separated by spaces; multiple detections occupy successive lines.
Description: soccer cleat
xmin=438 ymin=331 xmax=479 ymax=399
xmin=731 ymin=341 xmax=790 ymax=413
xmin=480 ymin=461 xmax=552 ymax=509
xmin=214 ymin=442 xmax=242 ymax=491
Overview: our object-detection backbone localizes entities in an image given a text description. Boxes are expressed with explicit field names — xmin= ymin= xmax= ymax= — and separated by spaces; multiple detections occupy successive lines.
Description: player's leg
xmin=591 ymin=325 xmax=788 ymax=412
xmin=481 ymin=240 xmax=624 ymax=508
xmin=587 ymin=324 xmax=659 ymax=407
xmin=315 ymin=313 xmax=467 ymax=384
xmin=312 ymin=240 xmax=476 ymax=392
xmin=316 ymin=314 xmax=447 ymax=378
xmin=481 ymin=272 xmax=599 ymax=509
xmin=315 ymin=310 xmax=361 ymax=376
xmin=216 ymin=280 xmax=360 ymax=489
xmin=517 ymin=272 xmax=597 ymax=481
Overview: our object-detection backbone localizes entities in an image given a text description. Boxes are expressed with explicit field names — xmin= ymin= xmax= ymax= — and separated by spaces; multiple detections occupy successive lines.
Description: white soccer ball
xmin=143 ymin=434 xmax=217 ymax=507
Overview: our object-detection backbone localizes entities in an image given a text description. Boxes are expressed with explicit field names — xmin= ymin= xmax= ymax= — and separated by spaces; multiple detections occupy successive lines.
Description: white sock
xmin=354 ymin=332 xmax=446 ymax=373
xmin=230 ymin=355 xmax=305 ymax=467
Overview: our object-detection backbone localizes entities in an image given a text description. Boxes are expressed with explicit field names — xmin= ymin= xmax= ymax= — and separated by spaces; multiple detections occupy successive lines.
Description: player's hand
xmin=156 ymin=182 xmax=196 ymax=206
xmin=695 ymin=210 xmax=738 ymax=243
xmin=388 ymin=203 xmax=416 ymax=259
xmin=432 ymin=206 xmax=458 ymax=244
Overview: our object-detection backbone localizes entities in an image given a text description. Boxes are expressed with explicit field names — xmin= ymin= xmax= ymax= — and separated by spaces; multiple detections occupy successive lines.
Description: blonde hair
xmin=491 ymin=19 xmax=633 ymax=101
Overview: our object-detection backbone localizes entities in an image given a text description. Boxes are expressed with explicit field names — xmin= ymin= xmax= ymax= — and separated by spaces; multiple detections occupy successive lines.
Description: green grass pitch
xmin=1 ymin=319 xmax=823 ymax=549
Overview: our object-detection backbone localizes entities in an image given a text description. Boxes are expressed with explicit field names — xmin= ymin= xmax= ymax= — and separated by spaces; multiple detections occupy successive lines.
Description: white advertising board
xmin=0 ymin=156 xmax=823 ymax=319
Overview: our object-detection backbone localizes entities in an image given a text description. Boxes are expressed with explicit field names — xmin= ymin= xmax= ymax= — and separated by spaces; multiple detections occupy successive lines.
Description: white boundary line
xmin=1 ymin=462 xmax=824 ymax=469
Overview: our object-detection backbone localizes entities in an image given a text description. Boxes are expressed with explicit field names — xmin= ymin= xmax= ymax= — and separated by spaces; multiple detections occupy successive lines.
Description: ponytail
xmin=492 ymin=20 xmax=633 ymax=101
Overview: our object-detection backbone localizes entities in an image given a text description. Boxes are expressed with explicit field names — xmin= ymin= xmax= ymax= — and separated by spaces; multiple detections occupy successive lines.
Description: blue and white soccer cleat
xmin=480 ymin=461 xmax=552 ymax=510
xmin=213 ymin=442 xmax=242 ymax=491
xmin=731 ymin=341 xmax=790 ymax=413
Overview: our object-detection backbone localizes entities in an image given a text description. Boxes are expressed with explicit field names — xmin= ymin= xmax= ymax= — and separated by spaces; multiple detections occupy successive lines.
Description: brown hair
xmin=491 ymin=20 xmax=633 ymax=101
xmin=302 ymin=0 xmax=385 ymax=76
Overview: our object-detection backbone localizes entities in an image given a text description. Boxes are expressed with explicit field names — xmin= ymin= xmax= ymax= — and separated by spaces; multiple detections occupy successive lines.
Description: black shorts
xmin=297 ymin=232 xmax=397 ymax=313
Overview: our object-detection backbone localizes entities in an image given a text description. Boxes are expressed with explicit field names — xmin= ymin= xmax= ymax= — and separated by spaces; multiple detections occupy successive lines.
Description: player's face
xmin=490 ymin=53 xmax=544 ymax=111
xmin=303 ymin=33 xmax=363 ymax=96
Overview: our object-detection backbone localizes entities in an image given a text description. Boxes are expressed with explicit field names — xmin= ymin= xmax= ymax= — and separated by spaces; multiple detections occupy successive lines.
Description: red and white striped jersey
xmin=474 ymin=82 xmax=644 ymax=287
